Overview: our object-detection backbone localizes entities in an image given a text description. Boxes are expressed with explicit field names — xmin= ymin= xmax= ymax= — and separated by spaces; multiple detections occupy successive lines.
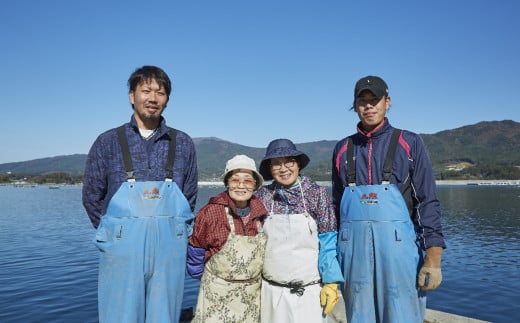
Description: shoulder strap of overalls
xmin=345 ymin=129 xmax=402 ymax=185
xmin=117 ymin=125 xmax=135 ymax=182
xmin=381 ymin=128 xmax=402 ymax=184
xmin=346 ymin=136 xmax=356 ymax=186
xmin=116 ymin=126 xmax=177 ymax=182
xmin=165 ymin=128 xmax=177 ymax=182
xmin=385 ymin=128 xmax=413 ymax=214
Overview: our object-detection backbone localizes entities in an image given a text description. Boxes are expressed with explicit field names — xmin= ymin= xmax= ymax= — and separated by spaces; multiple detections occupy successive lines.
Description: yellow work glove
xmin=418 ymin=266 xmax=442 ymax=291
xmin=320 ymin=283 xmax=339 ymax=315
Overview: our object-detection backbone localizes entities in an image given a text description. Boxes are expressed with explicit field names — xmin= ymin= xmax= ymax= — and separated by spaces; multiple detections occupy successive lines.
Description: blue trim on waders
xmin=337 ymin=129 xmax=426 ymax=323
xmin=93 ymin=127 xmax=194 ymax=323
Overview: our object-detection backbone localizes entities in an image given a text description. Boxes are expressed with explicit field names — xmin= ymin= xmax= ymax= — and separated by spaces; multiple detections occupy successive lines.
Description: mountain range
xmin=1 ymin=120 xmax=519 ymax=181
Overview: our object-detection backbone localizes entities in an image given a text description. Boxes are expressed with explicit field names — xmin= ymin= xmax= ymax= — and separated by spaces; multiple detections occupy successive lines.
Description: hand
xmin=417 ymin=266 xmax=442 ymax=291
xmin=418 ymin=246 xmax=443 ymax=291
xmin=320 ymin=283 xmax=339 ymax=315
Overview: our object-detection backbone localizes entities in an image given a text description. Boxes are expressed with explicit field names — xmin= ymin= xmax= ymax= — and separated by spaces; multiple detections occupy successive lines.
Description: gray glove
xmin=418 ymin=266 xmax=442 ymax=291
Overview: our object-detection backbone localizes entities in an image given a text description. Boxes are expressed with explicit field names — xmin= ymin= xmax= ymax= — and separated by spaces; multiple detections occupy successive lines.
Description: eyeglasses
xmin=228 ymin=177 xmax=256 ymax=190
xmin=270 ymin=159 xmax=297 ymax=171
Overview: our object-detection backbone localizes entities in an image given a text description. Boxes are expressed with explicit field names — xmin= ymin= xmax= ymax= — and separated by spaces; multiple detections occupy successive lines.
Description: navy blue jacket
xmin=331 ymin=118 xmax=445 ymax=250
xmin=82 ymin=116 xmax=198 ymax=228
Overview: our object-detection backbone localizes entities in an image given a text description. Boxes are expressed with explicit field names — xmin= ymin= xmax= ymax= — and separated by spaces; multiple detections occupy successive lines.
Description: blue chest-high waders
xmin=94 ymin=127 xmax=194 ymax=323
xmin=337 ymin=129 xmax=426 ymax=323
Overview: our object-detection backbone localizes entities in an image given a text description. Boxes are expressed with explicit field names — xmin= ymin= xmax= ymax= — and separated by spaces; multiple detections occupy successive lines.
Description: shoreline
xmin=4 ymin=179 xmax=520 ymax=188
xmin=198 ymin=180 xmax=520 ymax=186
xmin=436 ymin=179 xmax=520 ymax=186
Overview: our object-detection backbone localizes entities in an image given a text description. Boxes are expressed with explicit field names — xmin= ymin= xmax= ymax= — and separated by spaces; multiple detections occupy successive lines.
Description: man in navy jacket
xmin=332 ymin=75 xmax=445 ymax=323
xmin=83 ymin=66 xmax=197 ymax=323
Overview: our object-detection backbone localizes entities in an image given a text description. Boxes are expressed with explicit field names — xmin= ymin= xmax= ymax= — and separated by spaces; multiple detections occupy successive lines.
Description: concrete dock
xmin=180 ymin=292 xmax=490 ymax=323
xmin=328 ymin=293 xmax=490 ymax=323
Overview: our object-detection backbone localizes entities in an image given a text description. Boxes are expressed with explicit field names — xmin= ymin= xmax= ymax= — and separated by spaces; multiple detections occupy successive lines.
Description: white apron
xmin=261 ymin=183 xmax=324 ymax=323
xmin=193 ymin=207 xmax=266 ymax=323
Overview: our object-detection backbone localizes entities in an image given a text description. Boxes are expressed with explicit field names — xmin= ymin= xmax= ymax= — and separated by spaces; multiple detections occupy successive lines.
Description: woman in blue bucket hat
xmin=255 ymin=139 xmax=344 ymax=322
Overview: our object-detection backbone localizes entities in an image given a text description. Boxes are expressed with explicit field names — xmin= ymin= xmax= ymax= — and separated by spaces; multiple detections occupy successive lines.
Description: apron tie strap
xmin=206 ymin=267 xmax=262 ymax=283
xmin=262 ymin=277 xmax=321 ymax=296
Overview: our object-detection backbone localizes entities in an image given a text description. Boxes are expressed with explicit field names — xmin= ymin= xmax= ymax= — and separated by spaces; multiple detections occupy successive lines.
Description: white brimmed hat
xmin=221 ymin=154 xmax=264 ymax=190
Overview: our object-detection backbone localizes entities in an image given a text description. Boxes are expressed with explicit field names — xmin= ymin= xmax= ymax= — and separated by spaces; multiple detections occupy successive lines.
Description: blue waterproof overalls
xmin=94 ymin=127 xmax=194 ymax=323
xmin=337 ymin=129 xmax=426 ymax=323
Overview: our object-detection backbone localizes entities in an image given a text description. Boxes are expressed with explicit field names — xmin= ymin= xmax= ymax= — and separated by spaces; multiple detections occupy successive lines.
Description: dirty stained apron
xmin=193 ymin=207 xmax=266 ymax=323
xmin=261 ymin=183 xmax=323 ymax=323
xmin=94 ymin=127 xmax=194 ymax=323
xmin=337 ymin=130 xmax=425 ymax=323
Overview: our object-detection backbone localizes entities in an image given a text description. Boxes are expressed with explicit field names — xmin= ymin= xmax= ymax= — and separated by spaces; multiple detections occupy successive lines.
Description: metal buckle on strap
xmin=126 ymin=171 xmax=135 ymax=182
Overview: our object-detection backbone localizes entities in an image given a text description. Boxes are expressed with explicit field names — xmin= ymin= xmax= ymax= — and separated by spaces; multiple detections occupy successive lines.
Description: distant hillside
xmin=1 ymin=120 xmax=519 ymax=181
xmin=193 ymin=137 xmax=336 ymax=180
xmin=0 ymin=154 xmax=87 ymax=176
xmin=422 ymin=120 xmax=520 ymax=165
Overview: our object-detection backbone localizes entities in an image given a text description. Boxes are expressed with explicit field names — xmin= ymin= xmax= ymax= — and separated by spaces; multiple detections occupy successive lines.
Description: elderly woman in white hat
xmin=187 ymin=155 xmax=268 ymax=323
xmin=255 ymin=139 xmax=344 ymax=322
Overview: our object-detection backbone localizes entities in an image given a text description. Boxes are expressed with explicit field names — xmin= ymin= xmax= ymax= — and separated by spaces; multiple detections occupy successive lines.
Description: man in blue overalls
xmin=83 ymin=66 xmax=198 ymax=323
xmin=332 ymin=76 xmax=446 ymax=322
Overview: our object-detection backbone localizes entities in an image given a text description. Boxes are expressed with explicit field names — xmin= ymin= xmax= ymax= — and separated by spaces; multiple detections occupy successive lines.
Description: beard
xmin=141 ymin=112 xmax=160 ymax=122
xmin=134 ymin=106 xmax=163 ymax=127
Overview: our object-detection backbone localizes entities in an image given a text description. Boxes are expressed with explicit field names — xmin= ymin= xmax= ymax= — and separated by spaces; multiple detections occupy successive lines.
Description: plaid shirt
xmin=189 ymin=191 xmax=268 ymax=260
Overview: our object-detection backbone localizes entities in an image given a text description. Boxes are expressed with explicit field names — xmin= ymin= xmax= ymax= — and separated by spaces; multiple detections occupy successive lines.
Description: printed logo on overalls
xmin=143 ymin=187 xmax=162 ymax=200
xmin=360 ymin=192 xmax=378 ymax=204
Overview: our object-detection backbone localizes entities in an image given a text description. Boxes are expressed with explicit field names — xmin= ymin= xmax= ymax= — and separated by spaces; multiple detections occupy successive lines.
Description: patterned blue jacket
xmin=331 ymin=118 xmax=445 ymax=250
xmin=82 ymin=115 xmax=198 ymax=228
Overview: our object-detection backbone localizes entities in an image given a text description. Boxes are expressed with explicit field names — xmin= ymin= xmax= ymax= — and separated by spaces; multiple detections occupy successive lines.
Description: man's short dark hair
xmin=127 ymin=65 xmax=172 ymax=100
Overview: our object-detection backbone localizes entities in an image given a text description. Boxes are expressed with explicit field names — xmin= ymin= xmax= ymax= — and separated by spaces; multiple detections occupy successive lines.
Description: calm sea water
xmin=0 ymin=184 xmax=519 ymax=323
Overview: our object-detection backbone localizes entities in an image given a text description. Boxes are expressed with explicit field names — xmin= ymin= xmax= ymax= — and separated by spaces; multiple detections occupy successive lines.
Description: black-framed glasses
xmin=228 ymin=176 xmax=256 ymax=190
xmin=270 ymin=159 xmax=297 ymax=171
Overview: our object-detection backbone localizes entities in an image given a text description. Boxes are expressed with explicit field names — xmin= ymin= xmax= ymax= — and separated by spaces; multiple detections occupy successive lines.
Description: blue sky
xmin=1 ymin=0 xmax=519 ymax=164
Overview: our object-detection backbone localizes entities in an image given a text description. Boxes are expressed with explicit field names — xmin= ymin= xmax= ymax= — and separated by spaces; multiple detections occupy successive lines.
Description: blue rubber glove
xmin=318 ymin=231 xmax=344 ymax=283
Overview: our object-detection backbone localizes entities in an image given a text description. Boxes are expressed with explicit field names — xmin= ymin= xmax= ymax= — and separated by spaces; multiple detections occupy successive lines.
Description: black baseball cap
xmin=354 ymin=76 xmax=389 ymax=98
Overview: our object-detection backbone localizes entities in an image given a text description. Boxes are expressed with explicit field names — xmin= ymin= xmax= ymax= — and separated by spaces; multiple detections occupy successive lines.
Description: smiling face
xmin=354 ymin=90 xmax=391 ymax=132
xmin=129 ymin=78 xmax=168 ymax=130
xmin=269 ymin=157 xmax=300 ymax=187
xmin=226 ymin=169 xmax=256 ymax=208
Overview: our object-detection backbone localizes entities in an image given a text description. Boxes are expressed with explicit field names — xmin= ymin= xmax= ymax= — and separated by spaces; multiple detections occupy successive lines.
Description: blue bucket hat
xmin=259 ymin=139 xmax=310 ymax=180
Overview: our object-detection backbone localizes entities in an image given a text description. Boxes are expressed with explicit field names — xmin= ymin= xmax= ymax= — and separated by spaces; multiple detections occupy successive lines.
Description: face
xmin=129 ymin=79 xmax=168 ymax=129
xmin=227 ymin=170 xmax=256 ymax=208
xmin=270 ymin=157 xmax=299 ymax=187
xmin=354 ymin=90 xmax=390 ymax=132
